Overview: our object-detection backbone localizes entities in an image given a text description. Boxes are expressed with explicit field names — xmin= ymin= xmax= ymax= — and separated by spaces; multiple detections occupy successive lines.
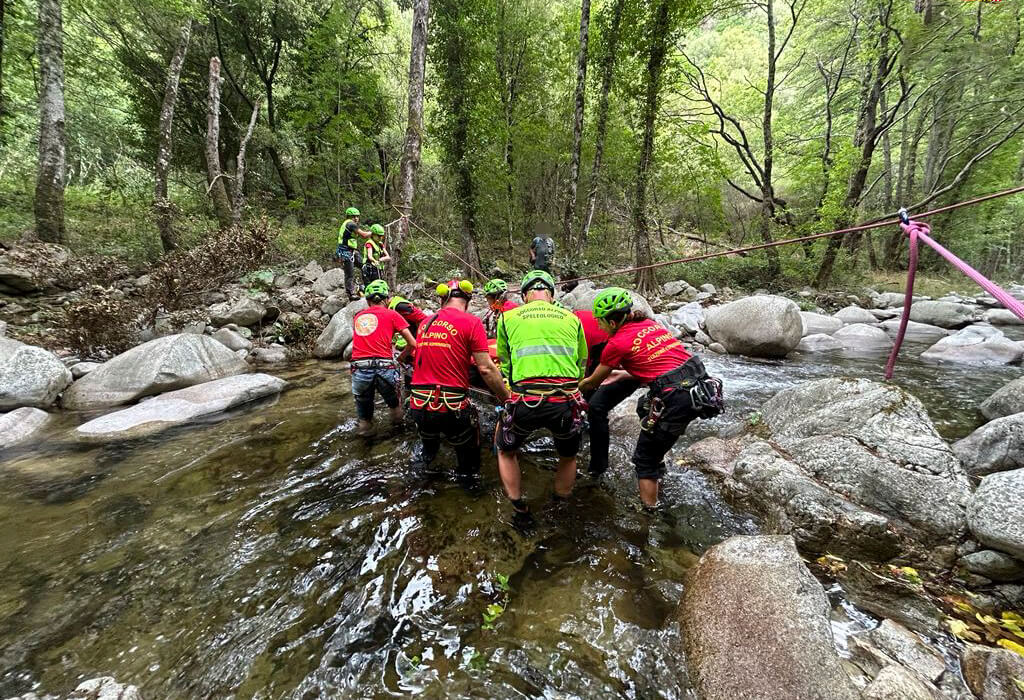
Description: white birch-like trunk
xmin=154 ymin=21 xmax=193 ymax=252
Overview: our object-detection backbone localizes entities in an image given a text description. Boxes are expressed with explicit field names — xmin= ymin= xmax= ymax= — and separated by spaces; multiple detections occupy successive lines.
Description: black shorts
xmin=495 ymin=399 xmax=582 ymax=457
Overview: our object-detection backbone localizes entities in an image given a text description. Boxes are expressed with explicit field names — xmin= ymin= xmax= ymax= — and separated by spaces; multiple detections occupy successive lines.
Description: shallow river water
xmin=0 ymin=340 xmax=1020 ymax=699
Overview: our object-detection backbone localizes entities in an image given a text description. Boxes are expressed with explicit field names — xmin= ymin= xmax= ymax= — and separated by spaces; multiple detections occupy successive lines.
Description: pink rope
xmin=884 ymin=217 xmax=1024 ymax=379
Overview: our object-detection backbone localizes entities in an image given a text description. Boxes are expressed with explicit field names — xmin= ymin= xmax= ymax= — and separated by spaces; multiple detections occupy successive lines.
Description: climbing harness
xmin=641 ymin=357 xmax=724 ymax=431
xmin=409 ymin=384 xmax=471 ymax=412
xmin=350 ymin=358 xmax=399 ymax=372
xmin=884 ymin=209 xmax=1024 ymax=379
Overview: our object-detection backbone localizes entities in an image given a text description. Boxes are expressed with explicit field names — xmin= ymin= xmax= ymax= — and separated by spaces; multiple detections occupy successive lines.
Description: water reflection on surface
xmin=0 ymin=344 xmax=1017 ymax=698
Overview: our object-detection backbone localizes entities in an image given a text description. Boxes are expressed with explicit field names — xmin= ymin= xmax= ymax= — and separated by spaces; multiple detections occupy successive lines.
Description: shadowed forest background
xmin=0 ymin=0 xmax=1022 ymax=292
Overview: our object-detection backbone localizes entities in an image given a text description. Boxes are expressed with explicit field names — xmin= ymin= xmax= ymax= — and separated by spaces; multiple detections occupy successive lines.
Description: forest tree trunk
xmin=562 ymin=0 xmax=590 ymax=252
xmin=154 ymin=21 xmax=192 ymax=252
xmin=390 ymin=0 xmax=429 ymax=287
xmin=632 ymin=0 xmax=671 ymax=294
xmin=760 ymin=0 xmax=781 ymax=278
xmin=232 ymin=99 xmax=261 ymax=226
xmin=34 ymin=0 xmax=66 ymax=243
xmin=206 ymin=57 xmax=233 ymax=230
xmin=580 ymin=0 xmax=625 ymax=254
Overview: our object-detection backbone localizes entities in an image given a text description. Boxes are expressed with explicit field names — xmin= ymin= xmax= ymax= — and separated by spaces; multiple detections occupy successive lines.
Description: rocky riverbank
xmin=4 ymin=241 xmax=1024 ymax=698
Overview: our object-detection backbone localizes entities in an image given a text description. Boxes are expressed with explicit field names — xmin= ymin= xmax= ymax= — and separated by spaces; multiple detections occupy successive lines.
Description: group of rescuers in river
xmin=336 ymin=207 xmax=723 ymax=513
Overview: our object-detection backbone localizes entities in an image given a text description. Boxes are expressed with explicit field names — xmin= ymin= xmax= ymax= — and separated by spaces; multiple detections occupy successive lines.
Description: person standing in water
xmin=495 ymin=270 xmax=588 ymax=515
xmin=409 ymin=279 xmax=509 ymax=478
xmin=350 ymin=280 xmax=417 ymax=436
xmin=579 ymin=288 xmax=722 ymax=508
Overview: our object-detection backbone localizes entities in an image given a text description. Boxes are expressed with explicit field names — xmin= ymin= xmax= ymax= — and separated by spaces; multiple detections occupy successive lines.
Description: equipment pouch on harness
xmin=690 ymin=376 xmax=725 ymax=419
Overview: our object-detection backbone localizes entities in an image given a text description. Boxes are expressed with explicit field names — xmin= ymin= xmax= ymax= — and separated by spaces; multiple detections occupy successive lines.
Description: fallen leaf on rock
xmin=997 ymin=638 xmax=1024 ymax=657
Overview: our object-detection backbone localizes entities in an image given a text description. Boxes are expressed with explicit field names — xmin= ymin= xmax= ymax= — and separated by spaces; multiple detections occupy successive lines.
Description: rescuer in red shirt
xmin=350 ymin=280 xmax=417 ymax=436
xmin=579 ymin=287 xmax=723 ymax=508
xmin=575 ymin=307 xmax=642 ymax=478
xmin=409 ymin=280 xmax=509 ymax=477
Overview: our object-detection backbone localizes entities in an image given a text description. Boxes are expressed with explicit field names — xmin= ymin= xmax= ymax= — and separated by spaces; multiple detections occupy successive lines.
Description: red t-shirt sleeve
xmin=388 ymin=309 xmax=409 ymax=334
xmin=466 ymin=316 xmax=489 ymax=354
xmin=600 ymin=334 xmax=628 ymax=369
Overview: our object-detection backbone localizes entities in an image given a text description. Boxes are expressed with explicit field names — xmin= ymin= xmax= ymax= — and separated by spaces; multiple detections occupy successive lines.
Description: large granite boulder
xmin=211 ymin=328 xmax=253 ymax=352
xmin=983 ymin=308 xmax=1024 ymax=326
xmin=908 ymin=300 xmax=978 ymax=328
xmin=981 ymin=377 xmax=1024 ymax=420
xmin=704 ymin=295 xmax=802 ymax=358
xmin=209 ymin=297 xmax=266 ymax=327
xmin=668 ymin=302 xmax=704 ymax=335
xmin=873 ymin=291 xmax=922 ymax=309
xmin=795 ymin=333 xmax=843 ymax=353
xmin=62 ymin=334 xmax=248 ymax=410
xmin=962 ymin=644 xmax=1024 ymax=700
xmin=0 ymin=264 xmax=40 ymax=294
xmin=959 ymin=550 xmax=1024 ymax=581
xmin=0 ymin=407 xmax=50 ymax=448
xmin=921 ymin=325 xmax=1023 ymax=365
xmin=953 ymin=413 xmax=1024 ymax=476
xmin=565 ymin=285 xmax=654 ymax=319
xmin=313 ymin=298 xmax=368 ymax=359
xmin=878 ymin=319 xmax=950 ymax=345
xmin=679 ymin=535 xmax=859 ymax=700
xmin=0 ymin=338 xmax=72 ymax=410
xmin=75 ymin=373 xmax=285 ymax=442
xmin=312 ymin=268 xmax=348 ymax=296
xmin=968 ymin=468 xmax=1024 ymax=559
xmin=800 ymin=311 xmax=843 ymax=336
xmin=685 ymin=378 xmax=971 ymax=563
xmin=833 ymin=323 xmax=893 ymax=352
xmin=862 ymin=665 xmax=944 ymax=700
xmin=834 ymin=305 xmax=878 ymax=325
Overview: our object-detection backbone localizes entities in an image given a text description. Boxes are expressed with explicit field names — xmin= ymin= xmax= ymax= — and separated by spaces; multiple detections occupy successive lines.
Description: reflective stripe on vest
xmin=514 ymin=344 xmax=576 ymax=358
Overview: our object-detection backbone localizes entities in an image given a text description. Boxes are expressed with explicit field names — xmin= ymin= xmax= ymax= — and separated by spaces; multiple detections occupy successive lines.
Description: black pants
xmin=632 ymin=388 xmax=699 ymax=480
xmin=585 ymin=377 xmax=641 ymax=476
xmin=336 ymin=247 xmax=359 ymax=298
xmin=362 ymin=263 xmax=382 ymax=287
xmin=410 ymin=406 xmax=480 ymax=476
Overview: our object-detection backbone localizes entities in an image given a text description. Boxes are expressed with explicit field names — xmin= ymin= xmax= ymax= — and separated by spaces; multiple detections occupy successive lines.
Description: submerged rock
xmin=968 ymin=468 xmax=1024 ymax=559
xmin=953 ymin=413 xmax=1024 ymax=476
xmin=981 ymin=377 xmax=1024 ymax=420
xmin=685 ymin=378 xmax=970 ymax=563
xmin=704 ymin=295 xmax=802 ymax=358
xmin=62 ymin=334 xmax=248 ymax=410
xmin=921 ymin=325 xmax=1023 ymax=365
xmin=800 ymin=311 xmax=843 ymax=336
xmin=75 ymin=373 xmax=286 ymax=442
xmin=679 ymin=535 xmax=859 ymax=700
xmin=0 ymin=407 xmax=50 ymax=448
xmin=0 ymin=338 xmax=72 ymax=410
xmin=314 ymin=298 xmax=368 ymax=359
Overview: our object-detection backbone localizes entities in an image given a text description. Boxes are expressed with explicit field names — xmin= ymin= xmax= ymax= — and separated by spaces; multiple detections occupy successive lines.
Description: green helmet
xmin=521 ymin=270 xmax=555 ymax=294
xmin=593 ymin=287 xmax=633 ymax=319
xmin=483 ymin=279 xmax=508 ymax=296
xmin=345 ymin=206 xmax=360 ymax=216
xmin=369 ymin=223 xmax=385 ymax=236
xmin=365 ymin=279 xmax=390 ymax=299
